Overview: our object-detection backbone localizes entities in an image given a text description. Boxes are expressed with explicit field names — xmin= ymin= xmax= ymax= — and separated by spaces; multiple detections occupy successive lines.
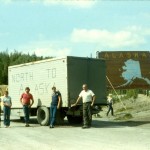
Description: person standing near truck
xmin=20 ymin=87 xmax=34 ymax=127
xmin=3 ymin=91 xmax=12 ymax=128
xmin=71 ymin=84 xmax=95 ymax=129
xmin=49 ymin=86 xmax=61 ymax=128
xmin=106 ymin=94 xmax=114 ymax=116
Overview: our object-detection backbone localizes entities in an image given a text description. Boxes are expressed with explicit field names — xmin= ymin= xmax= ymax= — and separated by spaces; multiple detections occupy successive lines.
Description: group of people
xmin=0 ymin=84 xmax=114 ymax=129
xmin=0 ymin=87 xmax=34 ymax=128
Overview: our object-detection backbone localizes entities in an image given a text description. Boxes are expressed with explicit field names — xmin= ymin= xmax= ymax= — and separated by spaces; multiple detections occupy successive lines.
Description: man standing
xmin=71 ymin=84 xmax=95 ymax=129
xmin=20 ymin=87 xmax=34 ymax=127
xmin=49 ymin=86 xmax=61 ymax=128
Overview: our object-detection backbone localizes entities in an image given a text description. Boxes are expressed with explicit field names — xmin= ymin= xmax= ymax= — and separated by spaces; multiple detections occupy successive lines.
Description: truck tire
xmin=67 ymin=115 xmax=83 ymax=124
xmin=37 ymin=106 xmax=49 ymax=126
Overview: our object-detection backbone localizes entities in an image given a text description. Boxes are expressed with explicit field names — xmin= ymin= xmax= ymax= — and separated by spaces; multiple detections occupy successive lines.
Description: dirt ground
xmin=0 ymin=117 xmax=150 ymax=150
xmin=0 ymin=94 xmax=150 ymax=150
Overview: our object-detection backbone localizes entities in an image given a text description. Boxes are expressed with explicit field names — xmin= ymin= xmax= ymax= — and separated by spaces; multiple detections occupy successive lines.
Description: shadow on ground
xmin=92 ymin=119 xmax=150 ymax=128
xmin=2 ymin=117 xmax=150 ymax=128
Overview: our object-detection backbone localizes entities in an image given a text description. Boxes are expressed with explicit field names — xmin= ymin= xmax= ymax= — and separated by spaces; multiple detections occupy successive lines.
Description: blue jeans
xmin=3 ymin=106 xmax=11 ymax=126
xmin=50 ymin=105 xmax=57 ymax=126
xmin=23 ymin=105 xmax=30 ymax=124
xmin=107 ymin=103 xmax=114 ymax=116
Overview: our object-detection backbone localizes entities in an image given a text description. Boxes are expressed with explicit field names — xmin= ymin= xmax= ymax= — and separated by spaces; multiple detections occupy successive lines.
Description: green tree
xmin=0 ymin=49 xmax=52 ymax=84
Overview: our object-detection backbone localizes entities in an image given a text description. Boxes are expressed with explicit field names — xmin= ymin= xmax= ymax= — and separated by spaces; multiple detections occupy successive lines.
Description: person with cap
xmin=71 ymin=84 xmax=95 ymax=129
xmin=49 ymin=86 xmax=61 ymax=128
xmin=106 ymin=94 xmax=114 ymax=116
xmin=2 ymin=91 xmax=12 ymax=128
xmin=20 ymin=87 xmax=34 ymax=127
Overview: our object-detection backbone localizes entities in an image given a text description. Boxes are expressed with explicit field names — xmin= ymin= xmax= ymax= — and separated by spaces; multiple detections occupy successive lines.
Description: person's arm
xmin=20 ymin=94 xmax=23 ymax=105
xmin=71 ymin=96 xmax=81 ymax=107
xmin=29 ymin=96 xmax=34 ymax=107
xmin=91 ymin=95 xmax=96 ymax=107
xmin=57 ymin=95 xmax=61 ymax=109
xmin=9 ymin=98 xmax=12 ymax=108
xmin=3 ymin=101 xmax=11 ymax=107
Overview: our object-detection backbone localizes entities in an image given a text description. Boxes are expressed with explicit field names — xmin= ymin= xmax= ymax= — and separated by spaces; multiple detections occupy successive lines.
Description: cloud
xmin=0 ymin=0 xmax=97 ymax=8
xmin=33 ymin=47 xmax=71 ymax=57
xmin=0 ymin=0 xmax=12 ymax=4
xmin=31 ymin=0 xmax=97 ymax=8
xmin=71 ymin=26 xmax=149 ymax=48
xmin=16 ymin=40 xmax=71 ymax=57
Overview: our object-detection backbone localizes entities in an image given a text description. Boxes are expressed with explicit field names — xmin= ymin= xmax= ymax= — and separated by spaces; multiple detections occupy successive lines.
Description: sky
xmin=0 ymin=0 xmax=150 ymax=58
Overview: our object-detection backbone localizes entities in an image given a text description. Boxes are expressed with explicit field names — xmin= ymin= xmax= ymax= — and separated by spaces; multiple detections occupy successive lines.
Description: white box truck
xmin=8 ymin=56 xmax=106 ymax=125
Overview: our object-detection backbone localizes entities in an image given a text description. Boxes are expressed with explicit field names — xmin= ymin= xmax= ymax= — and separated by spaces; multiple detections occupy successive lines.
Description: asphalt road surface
xmin=0 ymin=116 xmax=150 ymax=150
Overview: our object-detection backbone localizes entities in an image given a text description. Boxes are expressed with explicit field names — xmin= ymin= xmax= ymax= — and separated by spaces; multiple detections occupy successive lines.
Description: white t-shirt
xmin=79 ymin=89 xmax=95 ymax=103
xmin=3 ymin=96 xmax=11 ymax=106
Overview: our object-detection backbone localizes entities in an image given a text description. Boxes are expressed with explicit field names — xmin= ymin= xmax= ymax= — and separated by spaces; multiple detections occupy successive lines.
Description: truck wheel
xmin=37 ymin=106 xmax=49 ymax=126
xmin=67 ymin=115 xmax=83 ymax=124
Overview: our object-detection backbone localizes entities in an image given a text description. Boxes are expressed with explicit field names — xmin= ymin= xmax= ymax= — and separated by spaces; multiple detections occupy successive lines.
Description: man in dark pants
xmin=20 ymin=87 xmax=34 ymax=127
xmin=71 ymin=84 xmax=95 ymax=129
xmin=106 ymin=94 xmax=114 ymax=116
xmin=49 ymin=86 xmax=61 ymax=128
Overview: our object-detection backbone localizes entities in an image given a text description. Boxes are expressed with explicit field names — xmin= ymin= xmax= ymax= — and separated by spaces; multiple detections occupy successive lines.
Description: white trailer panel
xmin=8 ymin=57 xmax=68 ymax=108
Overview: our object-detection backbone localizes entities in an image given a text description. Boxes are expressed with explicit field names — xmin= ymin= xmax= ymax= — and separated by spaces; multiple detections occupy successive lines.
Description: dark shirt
xmin=51 ymin=91 xmax=61 ymax=106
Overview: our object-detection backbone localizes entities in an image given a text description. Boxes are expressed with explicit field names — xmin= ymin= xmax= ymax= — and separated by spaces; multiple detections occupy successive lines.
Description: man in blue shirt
xmin=49 ymin=86 xmax=61 ymax=128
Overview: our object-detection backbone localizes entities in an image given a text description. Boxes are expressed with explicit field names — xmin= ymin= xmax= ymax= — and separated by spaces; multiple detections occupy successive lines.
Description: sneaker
xmin=50 ymin=125 xmax=54 ymax=128
xmin=82 ymin=126 xmax=89 ymax=129
xmin=25 ymin=124 xmax=30 ymax=127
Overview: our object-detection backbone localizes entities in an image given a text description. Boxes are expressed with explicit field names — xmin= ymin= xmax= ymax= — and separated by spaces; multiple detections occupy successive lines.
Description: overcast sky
xmin=0 ymin=0 xmax=150 ymax=58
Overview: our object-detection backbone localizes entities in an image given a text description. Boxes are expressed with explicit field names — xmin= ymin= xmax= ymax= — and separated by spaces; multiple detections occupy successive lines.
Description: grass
xmin=115 ymin=107 xmax=133 ymax=113
xmin=114 ymin=113 xmax=133 ymax=120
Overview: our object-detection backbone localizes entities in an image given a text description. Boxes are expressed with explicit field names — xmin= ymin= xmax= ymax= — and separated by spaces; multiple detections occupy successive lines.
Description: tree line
xmin=0 ymin=50 xmax=52 ymax=85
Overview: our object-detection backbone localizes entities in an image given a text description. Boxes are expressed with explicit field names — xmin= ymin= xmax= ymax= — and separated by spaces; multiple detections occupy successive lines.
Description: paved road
xmin=0 ymin=116 xmax=150 ymax=150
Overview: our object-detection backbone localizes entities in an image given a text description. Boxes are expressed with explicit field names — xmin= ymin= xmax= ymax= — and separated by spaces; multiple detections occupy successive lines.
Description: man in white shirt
xmin=71 ymin=84 xmax=95 ymax=129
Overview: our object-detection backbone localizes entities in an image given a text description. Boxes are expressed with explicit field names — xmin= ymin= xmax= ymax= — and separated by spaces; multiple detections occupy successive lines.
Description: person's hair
xmin=52 ymin=86 xmax=56 ymax=90
xmin=82 ymin=84 xmax=88 ymax=88
xmin=4 ymin=91 xmax=8 ymax=94
xmin=108 ymin=94 xmax=112 ymax=97
xmin=25 ymin=87 xmax=30 ymax=90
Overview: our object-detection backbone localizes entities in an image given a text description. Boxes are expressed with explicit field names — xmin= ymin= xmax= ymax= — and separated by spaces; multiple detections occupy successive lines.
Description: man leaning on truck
xmin=71 ymin=84 xmax=95 ymax=129
xmin=49 ymin=86 xmax=61 ymax=128
xmin=20 ymin=87 xmax=34 ymax=127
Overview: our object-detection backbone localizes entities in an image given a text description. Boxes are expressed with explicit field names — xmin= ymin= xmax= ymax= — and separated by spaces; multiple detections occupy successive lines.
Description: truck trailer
xmin=8 ymin=56 xmax=106 ymax=125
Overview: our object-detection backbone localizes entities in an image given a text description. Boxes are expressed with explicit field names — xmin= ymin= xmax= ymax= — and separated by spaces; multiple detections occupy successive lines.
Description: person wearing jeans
xmin=20 ymin=87 xmax=34 ymax=127
xmin=23 ymin=105 xmax=30 ymax=124
xmin=106 ymin=94 xmax=114 ymax=116
xmin=3 ymin=91 xmax=12 ymax=128
xmin=49 ymin=86 xmax=61 ymax=128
